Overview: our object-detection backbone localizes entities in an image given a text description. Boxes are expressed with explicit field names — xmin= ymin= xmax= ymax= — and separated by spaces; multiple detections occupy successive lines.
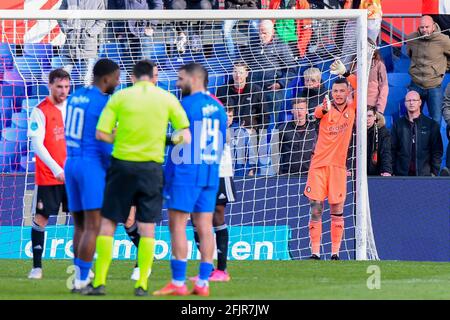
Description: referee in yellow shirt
xmin=83 ymin=60 xmax=191 ymax=297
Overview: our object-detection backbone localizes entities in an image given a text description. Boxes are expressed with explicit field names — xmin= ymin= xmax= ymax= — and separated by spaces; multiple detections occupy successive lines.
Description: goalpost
xmin=0 ymin=9 xmax=378 ymax=261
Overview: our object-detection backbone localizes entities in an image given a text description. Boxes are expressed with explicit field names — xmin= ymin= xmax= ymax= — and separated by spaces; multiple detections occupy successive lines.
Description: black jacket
xmin=248 ymin=36 xmax=298 ymax=90
xmin=277 ymin=120 xmax=317 ymax=175
xmin=367 ymin=124 xmax=392 ymax=175
xmin=391 ymin=114 xmax=443 ymax=176
xmin=224 ymin=0 xmax=260 ymax=9
xmin=216 ymin=81 xmax=269 ymax=130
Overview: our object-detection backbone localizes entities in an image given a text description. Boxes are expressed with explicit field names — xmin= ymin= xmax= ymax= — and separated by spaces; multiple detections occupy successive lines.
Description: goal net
xmin=0 ymin=9 xmax=378 ymax=262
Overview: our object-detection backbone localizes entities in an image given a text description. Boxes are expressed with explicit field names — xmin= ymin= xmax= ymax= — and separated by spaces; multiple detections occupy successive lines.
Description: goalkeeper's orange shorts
xmin=304 ymin=165 xmax=347 ymax=204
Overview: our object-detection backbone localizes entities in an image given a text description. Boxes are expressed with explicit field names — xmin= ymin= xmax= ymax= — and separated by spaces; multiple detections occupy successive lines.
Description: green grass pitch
xmin=1 ymin=260 xmax=449 ymax=300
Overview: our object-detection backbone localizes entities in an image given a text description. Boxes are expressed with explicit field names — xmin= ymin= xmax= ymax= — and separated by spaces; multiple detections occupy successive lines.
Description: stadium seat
xmin=441 ymin=73 xmax=450 ymax=92
xmin=384 ymin=86 xmax=407 ymax=128
xmin=99 ymin=42 xmax=123 ymax=61
xmin=21 ymin=98 xmax=40 ymax=114
xmin=207 ymin=74 xmax=225 ymax=92
xmin=11 ymin=112 xmax=28 ymax=129
xmin=51 ymin=55 xmax=66 ymax=69
xmin=20 ymin=152 xmax=35 ymax=172
xmin=157 ymin=71 xmax=178 ymax=92
xmin=379 ymin=45 xmax=394 ymax=73
xmin=13 ymin=56 xmax=43 ymax=81
xmin=393 ymin=57 xmax=410 ymax=73
xmin=29 ymin=84 xmax=49 ymax=98
xmin=0 ymin=82 xmax=26 ymax=115
xmin=1 ymin=127 xmax=28 ymax=143
xmin=0 ymin=138 xmax=17 ymax=156
xmin=142 ymin=40 xmax=167 ymax=62
xmin=388 ymin=73 xmax=411 ymax=88
xmin=23 ymin=43 xmax=53 ymax=69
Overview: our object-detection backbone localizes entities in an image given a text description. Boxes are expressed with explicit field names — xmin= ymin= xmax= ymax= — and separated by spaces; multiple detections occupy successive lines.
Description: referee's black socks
xmin=214 ymin=224 xmax=229 ymax=272
xmin=31 ymin=221 xmax=45 ymax=268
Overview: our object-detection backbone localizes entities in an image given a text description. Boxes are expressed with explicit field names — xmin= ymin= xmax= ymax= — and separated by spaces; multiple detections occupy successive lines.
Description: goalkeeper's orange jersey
xmin=310 ymin=75 xmax=357 ymax=169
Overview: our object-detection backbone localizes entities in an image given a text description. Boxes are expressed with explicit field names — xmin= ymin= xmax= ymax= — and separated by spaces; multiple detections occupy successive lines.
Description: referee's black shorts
xmin=101 ymin=157 xmax=163 ymax=224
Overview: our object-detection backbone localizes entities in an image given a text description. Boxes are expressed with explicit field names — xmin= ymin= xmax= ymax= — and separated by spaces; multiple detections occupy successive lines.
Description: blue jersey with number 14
xmin=165 ymin=91 xmax=227 ymax=187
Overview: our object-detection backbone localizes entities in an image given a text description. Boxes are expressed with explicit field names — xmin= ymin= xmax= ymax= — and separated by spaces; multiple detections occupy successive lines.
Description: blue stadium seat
xmin=157 ymin=71 xmax=178 ymax=92
xmin=1 ymin=127 xmax=28 ymax=143
xmin=0 ymin=138 xmax=17 ymax=155
xmin=207 ymin=74 xmax=225 ymax=92
xmin=13 ymin=56 xmax=43 ymax=81
xmin=393 ymin=57 xmax=410 ymax=73
xmin=11 ymin=112 xmax=28 ymax=129
xmin=379 ymin=45 xmax=394 ymax=73
xmin=384 ymin=86 xmax=407 ymax=128
xmin=0 ymin=97 xmax=13 ymax=130
xmin=21 ymin=98 xmax=40 ymax=114
xmin=51 ymin=55 xmax=66 ymax=69
xmin=29 ymin=84 xmax=49 ymax=98
xmin=20 ymin=152 xmax=35 ymax=172
xmin=441 ymin=73 xmax=450 ymax=92
xmin=388 ymin=73 xmax=411 ymax=88
xmin=23 ymin=43 xmax=53 ymax=69
xmin=142 ymin=40 xmax=167 ymax=62
xmin=0 ymin=82 xmax=26 ymax=115
xmin=99 ymin=42 xmax=123 ymax=61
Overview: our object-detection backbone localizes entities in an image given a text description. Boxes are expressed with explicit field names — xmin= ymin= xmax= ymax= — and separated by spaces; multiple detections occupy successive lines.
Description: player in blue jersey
xmin=64 ymin=58 xmax=120 ymax=292
xmin=154 ymin=63 xmax=227 ymax=297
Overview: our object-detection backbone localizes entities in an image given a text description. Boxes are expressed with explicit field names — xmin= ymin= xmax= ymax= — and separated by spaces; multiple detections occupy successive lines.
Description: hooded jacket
xmin=391 ymin=114 xmax=443 ymax=176
xmin=59 ymin=0 xmax=107 ymax=59
xmin=367 ymin=58 xmax=389 ymax=113
xmin=407 ymin=23 xmax=450 ymax=89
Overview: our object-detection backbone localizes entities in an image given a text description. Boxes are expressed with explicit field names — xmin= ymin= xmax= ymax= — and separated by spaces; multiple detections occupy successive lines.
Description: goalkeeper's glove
xmin=330 ymin=59 xmax=347 ymax=76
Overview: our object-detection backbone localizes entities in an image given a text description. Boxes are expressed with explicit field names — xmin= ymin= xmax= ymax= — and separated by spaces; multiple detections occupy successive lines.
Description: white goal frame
xmin=0 ymin=9 xmax=373 ymax=260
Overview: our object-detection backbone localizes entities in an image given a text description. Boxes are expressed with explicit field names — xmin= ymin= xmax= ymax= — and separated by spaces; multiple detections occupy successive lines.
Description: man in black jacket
xmin=247 ymin=20 xmax=298 ymax=125
xmin=216 ymin=60 xmax=268 ymax=131
xmin=277 ymin=98 xmax=317 ymax=175
xmin=367 ymin=106 xmax=392 ymax=176
xmin=391 ymin=91 xmax=443 ymax=176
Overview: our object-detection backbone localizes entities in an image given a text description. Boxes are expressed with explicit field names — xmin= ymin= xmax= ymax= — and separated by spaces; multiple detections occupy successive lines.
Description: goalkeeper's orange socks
xmin=93 ymin=235 xmax=113 ymax=288
xmin=331 ymin=214 xmax=344 ymax=256
xmin=135 ymin=237 xmax=155 ymax=291
xmin=309 ymin=220 xmax=322 ymax=257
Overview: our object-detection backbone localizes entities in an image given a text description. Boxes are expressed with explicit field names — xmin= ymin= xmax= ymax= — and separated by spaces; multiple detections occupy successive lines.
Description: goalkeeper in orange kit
xmin=304 ymin=59 xmax=357 ymax=260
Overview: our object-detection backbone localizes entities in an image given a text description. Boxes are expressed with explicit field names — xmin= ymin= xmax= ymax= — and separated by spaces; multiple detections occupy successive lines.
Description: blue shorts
xmin=64 ymin=158 xmax=107 ymax=212
xmin=166 ymin=184 xmax=219 ymax=213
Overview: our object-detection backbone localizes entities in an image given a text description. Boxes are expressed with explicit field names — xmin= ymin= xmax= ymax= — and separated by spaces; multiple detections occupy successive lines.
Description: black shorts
xmin=216 ymin=176 xmax=237 ymax=206
xmin=101 ymin=157 xmax=163 ymax=224
xmin=34 ymin=185 xmax=69 ymax=218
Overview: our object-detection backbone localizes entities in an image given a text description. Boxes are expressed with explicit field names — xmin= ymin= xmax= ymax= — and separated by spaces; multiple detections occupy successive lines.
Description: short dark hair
xmin=179 ymin=63 xmax=208 ymax=88
xmin=292 ymin=97 xmax=308 ymax=107
xmin=367 ymin=105 xmax=377 ymax=115
xmin=133 ymin=59 xmax=156 ymax=78
xmin=93 ymin=58 xmax=120 ymax=80
xmin=49 ymin=68 xmax=70 ymax=84
xmin=233 ymin=60 xmax=249 ymax=70
xmin=332 ymin=78 xmax=349 ymax=87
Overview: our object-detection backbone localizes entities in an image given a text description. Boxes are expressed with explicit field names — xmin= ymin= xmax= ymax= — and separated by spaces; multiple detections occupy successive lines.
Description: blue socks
xmin=199 ymin=262 xmax=213 ymax=281
xmin=171 ymin=259 xmax=187 ymax=285
xmin=74 ymin=258 xmax=92 ymax=282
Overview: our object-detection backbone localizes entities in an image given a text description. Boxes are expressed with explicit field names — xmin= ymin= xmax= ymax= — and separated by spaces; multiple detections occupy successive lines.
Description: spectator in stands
xmin=368 ymin=46 xmax=389 ymax=114
xmin=59 ymin=0 xmax=106 ymax=85
xmin=222 ymin=0 xmax=260 ymax=60
xmin=442 ymin=83 xmax=450 ymax=175
xmin=248 ymin=19 xmax=298 ymax=124
xmin=391 ymin=91 xmax=443 ymax=176
xmin=367 ymin=105 xmax=392 ymax=176
xmin=231 ymin=115 xmax=258 ymax=177
xmin=341 ymin=0 xmax=382 ymax=68
xmin=167 ymin=0 xmax=213 ymax=55
xmin=277 ymin=97 xmax=317 ymax=175
xmin=59 ymin=0 xmax=107 ymax=86
xmin=269 ymin=0 xmax=312 ymax=60
xmin=108 ymin=0 xmax=162 ymax=63
xmin=299 ymin=67 xmax=328 ymax=118
xmin=216 ymin=60 xmax=268 ymax=132
xmin=407 ymin=15 xmax=450 ymax=125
